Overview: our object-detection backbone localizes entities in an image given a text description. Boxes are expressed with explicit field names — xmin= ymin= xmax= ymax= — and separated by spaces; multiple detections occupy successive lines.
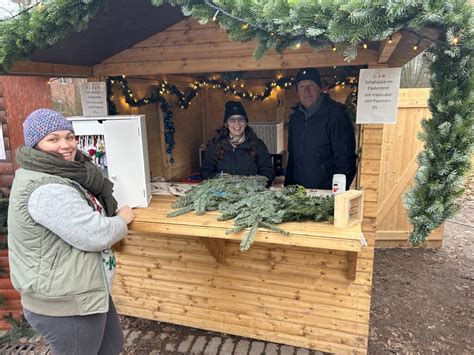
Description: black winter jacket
xmin=285 ymin=95 xmax=357 ymax=190
xmin=200 ymin=138 xmax=275 ymax=186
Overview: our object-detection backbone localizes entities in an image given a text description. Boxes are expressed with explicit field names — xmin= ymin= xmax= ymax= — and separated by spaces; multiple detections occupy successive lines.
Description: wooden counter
xmin=113 ymin=193 xmax=372 ymax=354
xmin=129 ymin=194 xmax=364 ymax=280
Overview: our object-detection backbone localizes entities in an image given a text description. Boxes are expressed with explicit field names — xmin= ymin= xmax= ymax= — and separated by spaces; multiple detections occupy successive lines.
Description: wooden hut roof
xmin=4 ymin=2 xmax=441 ymax=78
xmin=30 ymin=1 xmax=185 ymax=68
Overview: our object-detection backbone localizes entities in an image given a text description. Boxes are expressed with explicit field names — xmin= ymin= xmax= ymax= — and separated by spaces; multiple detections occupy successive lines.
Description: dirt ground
xmin=368 ymin=173 xmax=474 ymax=354
xmin=3 ymin=175 xmax=473 ymax=354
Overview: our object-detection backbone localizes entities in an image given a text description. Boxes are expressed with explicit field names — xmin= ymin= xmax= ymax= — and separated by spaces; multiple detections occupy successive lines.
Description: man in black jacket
xmin=285 ymin=68 xmax=357 ymax=190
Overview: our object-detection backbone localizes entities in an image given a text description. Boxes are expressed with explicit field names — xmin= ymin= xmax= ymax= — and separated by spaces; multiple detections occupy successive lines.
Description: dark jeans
xmin=24 ymin=297 xmax=123 ymax=355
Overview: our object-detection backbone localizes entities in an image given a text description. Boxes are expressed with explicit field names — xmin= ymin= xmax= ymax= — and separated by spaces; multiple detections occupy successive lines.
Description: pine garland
xmin=0 ymin=0 xmax=107 ymax=71
xmin=167 ymin=176 xmax=334 ymax=251
xmin=154 ymin=1 xmax=470 ymax=60
xmin=403 ymin=28 xmax=473 ymax=245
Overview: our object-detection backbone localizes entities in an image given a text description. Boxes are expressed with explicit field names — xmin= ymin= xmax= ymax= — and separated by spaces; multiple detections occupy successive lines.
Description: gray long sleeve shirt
xmin=28 ymin=183 xmax=128 ymax=290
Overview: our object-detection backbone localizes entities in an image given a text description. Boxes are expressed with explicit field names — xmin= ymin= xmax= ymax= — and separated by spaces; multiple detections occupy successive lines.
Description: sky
xmin=0 ymin=0 xmax=41 ymax=20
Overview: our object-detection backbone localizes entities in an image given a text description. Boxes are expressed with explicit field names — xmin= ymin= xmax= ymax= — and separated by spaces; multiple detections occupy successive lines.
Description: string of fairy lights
xmin=203 ymin=0 xmax=468 ymax=52
xmin=106 ymin=71 xmax=359 ymax=162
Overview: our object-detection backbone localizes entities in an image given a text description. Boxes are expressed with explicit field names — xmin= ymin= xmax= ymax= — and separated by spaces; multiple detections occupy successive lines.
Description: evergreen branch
xmin=0 ymin=315 xmax=36 ymax=348
xmin=240 ymin=220 xmax=259 ymax=251
xmin=0 ymin=0 xmax=107 ymax=71
xmin=169 ymin=177 xmax=335 ymax=250
xmin=167 ymin=205 xmax=194 ymax=217
xmin=259 ymin=221 xmax=289 ymax=236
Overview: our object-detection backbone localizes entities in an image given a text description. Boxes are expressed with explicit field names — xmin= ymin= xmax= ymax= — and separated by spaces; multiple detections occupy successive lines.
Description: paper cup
xmin=332 ymin=174 xmax=346 ymax=194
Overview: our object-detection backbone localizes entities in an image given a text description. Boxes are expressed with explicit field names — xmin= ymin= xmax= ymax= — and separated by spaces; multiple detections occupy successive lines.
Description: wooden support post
xmin=347 ymin=251 xmax=358 ymax=281
xmin=199 ymin=237 xmax=226 ymax=264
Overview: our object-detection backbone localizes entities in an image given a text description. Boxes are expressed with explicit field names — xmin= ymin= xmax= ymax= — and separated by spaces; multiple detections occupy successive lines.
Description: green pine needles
xmin=403 ymin=30 xmax=473 ymax=245
xmin=0 ymin=0 xmax=107 ymax=71
xmin=167 ymin=176 xmax=334 ymax=251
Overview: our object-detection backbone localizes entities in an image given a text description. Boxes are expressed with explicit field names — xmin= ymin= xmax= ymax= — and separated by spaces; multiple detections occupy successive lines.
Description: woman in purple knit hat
xmin=8 ymin=108 xmax=134 ymax=354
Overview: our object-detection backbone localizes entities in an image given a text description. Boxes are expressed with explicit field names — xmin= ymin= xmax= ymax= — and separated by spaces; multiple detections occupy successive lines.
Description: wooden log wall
xmin=0 ymin=76 xmax=52 ymax=329
xmin=0 ymin=84 xmax=13 ymax=198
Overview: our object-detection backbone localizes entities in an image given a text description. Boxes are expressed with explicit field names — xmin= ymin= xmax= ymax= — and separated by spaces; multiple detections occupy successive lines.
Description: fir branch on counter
xmin=167 ymin=176 xmax=334 ymax=251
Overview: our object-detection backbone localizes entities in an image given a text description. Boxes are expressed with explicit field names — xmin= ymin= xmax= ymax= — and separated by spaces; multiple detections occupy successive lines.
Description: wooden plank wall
xmin=112 ymin=76 xmax=204 ymax=180
xmin=203 ymin=83 xmax=353 ymax=156
xmin=376 ymin=88 xmax=443 ymax=247
xmin=158 ymin=78 xmax=204 ymax=180
xmin=112 ymin=80 xmax=165 ymax=178
xmin=114 ymin=233 xmax=372 ymax=354
xmin=203 ymin=80 xmax=284 ymax=143
xmin=95 ymin=18 xmax=378 ymax=77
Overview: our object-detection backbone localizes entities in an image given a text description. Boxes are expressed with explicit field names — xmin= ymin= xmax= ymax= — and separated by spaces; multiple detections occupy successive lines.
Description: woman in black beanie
xmin=200 ymin=100 xmax=275 ymax=186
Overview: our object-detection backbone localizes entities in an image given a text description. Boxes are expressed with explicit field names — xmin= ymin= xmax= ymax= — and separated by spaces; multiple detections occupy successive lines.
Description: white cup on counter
xmin=332 ymin=174 xmax=346 ymax=194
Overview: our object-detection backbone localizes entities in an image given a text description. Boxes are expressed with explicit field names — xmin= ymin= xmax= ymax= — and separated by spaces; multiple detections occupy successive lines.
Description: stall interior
xmin=110 ymin=68 xmax=361 ymax=185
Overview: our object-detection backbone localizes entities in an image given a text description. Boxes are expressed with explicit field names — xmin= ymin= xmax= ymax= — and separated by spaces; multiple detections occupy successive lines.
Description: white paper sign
xmin=0 ymin=125 xmax=5 ymax=160
xmin=356 ymin=68 xmax=401 ymax=124
xmin=80 ymin=82 xmax=108 ymax=117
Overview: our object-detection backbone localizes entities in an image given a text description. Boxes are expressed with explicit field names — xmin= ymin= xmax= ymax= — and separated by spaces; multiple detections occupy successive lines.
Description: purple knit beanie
xmin=23 ymin=109 xmax=74 ymax=147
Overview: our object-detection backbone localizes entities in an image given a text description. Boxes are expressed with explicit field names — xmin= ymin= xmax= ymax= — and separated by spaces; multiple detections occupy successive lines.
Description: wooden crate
xmin=334 ymin=190 xmax=364 ymax=229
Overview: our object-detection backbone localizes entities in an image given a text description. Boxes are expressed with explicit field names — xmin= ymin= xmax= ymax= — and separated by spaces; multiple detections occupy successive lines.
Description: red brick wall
xmin=0 ymin=76 xmax=52 ymax=329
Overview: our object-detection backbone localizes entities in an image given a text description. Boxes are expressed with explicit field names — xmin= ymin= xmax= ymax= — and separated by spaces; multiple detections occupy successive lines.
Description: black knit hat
xmin=223 ymin=101 xmax=248 ymax=122
xmin=295 ymin=68 xmax=322 ymax=89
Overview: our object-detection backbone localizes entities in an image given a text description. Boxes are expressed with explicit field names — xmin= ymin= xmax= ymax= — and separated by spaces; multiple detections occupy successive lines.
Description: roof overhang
xmin=3 ymin=1 xmax=442 ymax=78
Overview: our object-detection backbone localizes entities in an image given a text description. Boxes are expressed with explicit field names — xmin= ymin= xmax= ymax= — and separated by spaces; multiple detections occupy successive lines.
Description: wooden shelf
xmin=129 ymin=192 xmax=364 ymax=280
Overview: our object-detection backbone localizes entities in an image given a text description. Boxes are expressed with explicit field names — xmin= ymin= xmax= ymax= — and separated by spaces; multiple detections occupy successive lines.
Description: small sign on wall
xmin=80 ymin=82 xmax=108 ymax=117
xmin=356 ymin=68 xmax=402 ymax=124
xmin=0 ymin=125 xmax=5 ymax=160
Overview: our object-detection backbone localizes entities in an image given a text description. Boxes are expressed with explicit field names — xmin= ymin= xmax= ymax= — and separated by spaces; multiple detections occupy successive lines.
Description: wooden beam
xmin=388 ymin=27 xmax=441 ymax=67
xmin=198 ymin=237 xmax=226 ymax=264
xmin=347 ymin=251 xmax=358 ymax=281
xmin=94 ymin=49 xmax=378 ymax=76
xmin=377 ymin=32 xmax=402 ymax=63
xmin=6 ymin=61 xmax=93 ymax=77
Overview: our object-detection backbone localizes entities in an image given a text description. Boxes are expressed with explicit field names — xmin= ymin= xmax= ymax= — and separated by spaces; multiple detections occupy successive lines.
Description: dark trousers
xmin=24 ymin=297 xmax=123 ymax=355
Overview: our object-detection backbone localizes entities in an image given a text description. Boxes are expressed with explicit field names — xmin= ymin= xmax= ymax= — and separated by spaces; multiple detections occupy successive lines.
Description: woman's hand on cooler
xmin=117 ymin=206 xmax=135 ymax=224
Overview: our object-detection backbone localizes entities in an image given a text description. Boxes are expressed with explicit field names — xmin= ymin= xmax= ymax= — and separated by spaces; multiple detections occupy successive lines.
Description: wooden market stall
xmin=1 ymin=1 xmax=444 ymax=353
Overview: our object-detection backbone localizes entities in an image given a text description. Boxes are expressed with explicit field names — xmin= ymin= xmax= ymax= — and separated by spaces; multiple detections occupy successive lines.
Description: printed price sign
xmin=80 ymin=82 xmax=108 ymax=117
xmin=356 ymin=68 xmax=401 ymax=124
